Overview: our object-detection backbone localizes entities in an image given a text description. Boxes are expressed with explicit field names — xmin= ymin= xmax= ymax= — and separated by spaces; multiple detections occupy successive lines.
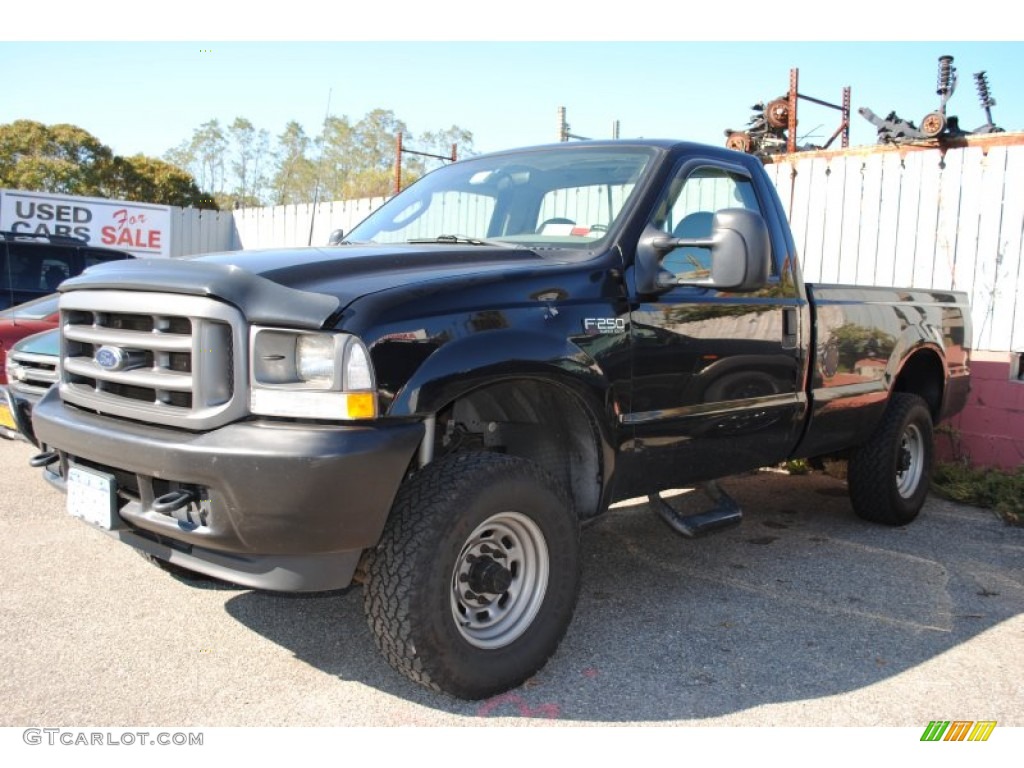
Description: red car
xmin=0 ymin=294 xmax=59 ymax=437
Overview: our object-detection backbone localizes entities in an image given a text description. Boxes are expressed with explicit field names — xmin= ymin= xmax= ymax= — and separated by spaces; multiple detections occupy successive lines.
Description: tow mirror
xmin=635 ymin=208 xmax=770 ymax=294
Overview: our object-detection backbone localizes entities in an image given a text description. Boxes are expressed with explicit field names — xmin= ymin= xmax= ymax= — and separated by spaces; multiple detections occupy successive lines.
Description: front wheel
xmin=848 ymin=393 xmax=934 ymax=526
xmin=364 ymin=452 xmax=580 ymax=699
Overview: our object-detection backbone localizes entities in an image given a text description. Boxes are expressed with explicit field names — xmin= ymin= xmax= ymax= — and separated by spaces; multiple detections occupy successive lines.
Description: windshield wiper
xmin=406 ymin=234 xmax=514 ymax=248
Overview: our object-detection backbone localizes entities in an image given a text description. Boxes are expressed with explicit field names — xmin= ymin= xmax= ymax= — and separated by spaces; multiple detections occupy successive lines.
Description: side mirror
xmin=327 ymin=229 xmax=345 ymax=245
xmin=635 ymin=208 xmax=771 ymax=294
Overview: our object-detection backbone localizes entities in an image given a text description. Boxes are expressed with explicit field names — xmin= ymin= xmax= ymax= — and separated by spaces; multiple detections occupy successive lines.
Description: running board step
xmin=650 ymin=480 xmax=743 ymax=538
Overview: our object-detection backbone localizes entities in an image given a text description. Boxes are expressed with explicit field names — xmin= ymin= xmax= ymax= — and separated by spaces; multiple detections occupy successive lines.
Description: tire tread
xmin=848 ymin=392 xmax=933 ymax=526
xmin=363 ymin=451 xmax=577 ymax=698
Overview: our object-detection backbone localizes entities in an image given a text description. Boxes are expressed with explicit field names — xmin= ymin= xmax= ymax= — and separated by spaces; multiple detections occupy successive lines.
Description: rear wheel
xmin=848 ymin=393 xmax=934 ymax=526
xmin=364 ymin=452 xmax=579 ymax=699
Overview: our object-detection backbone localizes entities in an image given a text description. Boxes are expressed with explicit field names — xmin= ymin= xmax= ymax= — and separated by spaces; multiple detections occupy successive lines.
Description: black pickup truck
xmin=31 ymin=140 xmax=971 ymax=699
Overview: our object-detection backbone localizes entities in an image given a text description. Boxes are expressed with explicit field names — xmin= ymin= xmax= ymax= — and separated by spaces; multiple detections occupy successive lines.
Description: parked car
xmin=33 ymin=139 xmax=971 ymax=699
xmin=0 ymin=231 xmax=133 ymax=310
xmin=3 ymin=327 xmax=57 ymax=443
xmin=0 ymin=295 xmax=60 ymax=439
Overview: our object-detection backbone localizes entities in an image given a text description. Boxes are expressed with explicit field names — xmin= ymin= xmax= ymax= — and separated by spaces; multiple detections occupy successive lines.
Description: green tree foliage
xmin=0 ymin=120 xmax=213 ymax=208
xmin=113 ymin=155 xmax=214 ymax=209
xmin=272 ymin=121 xmax=319 ymax=205
xmin=164 ymin=119 xmax=228 ymax=197
xmin=419 ymin=125 xmax=474 ymax=164
xmin=227 ymin=117 xmax=270 ymax=207
xmin=0 ymin=120 xmax=116 ymax=196
xmin=166 ymin=109 xmax=476 ymax=206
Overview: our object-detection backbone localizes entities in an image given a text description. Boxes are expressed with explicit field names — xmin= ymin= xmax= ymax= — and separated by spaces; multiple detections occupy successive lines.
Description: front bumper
xmin=32 ymin=387 xmax=423 ymax=591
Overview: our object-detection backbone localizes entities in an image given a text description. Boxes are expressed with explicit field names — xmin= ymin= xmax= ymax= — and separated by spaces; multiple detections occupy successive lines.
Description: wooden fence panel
xmin=169 ymin=207 xmax=233 ymax=258
xmin=933 ymin=146 xmax=965 ymax=292
xmin=231 ymin=197 xmax=386 ymax=250
xmin=912 ymin=150 xmax=943 ymax=290
xmin=855 ymin=153 xmax=884 ymax=285
xmin=972 ymin=147 xmax=1009 ymax=350
xmin=772 ymin=140 xmax=1024 ymax=352
xmin=996 ymin=148 xmax=1023 ymax=352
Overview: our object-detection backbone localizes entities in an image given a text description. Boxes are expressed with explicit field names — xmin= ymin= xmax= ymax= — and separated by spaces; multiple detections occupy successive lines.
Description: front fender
xmin=388 ymin=329 xmax=612 ymax=418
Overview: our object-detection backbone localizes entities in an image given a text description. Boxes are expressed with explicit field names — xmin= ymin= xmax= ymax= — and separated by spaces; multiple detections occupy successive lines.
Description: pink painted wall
xmin=937 ymin=352 xmax=1024 ymax=470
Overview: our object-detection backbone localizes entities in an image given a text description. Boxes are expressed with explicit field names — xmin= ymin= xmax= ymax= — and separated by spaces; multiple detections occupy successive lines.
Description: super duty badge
xmin=583 ymin=318 xmax=626 ymax=334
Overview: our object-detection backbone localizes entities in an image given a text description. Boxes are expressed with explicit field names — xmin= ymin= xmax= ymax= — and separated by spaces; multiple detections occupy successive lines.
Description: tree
xmin=113 ymin=155 xmax=214 ymax=209
xmin=419 ymin=125 xmax=475 ymax=167
xmin=0 ymin=120 xmax=116 ymax=196
xmin=341 ymin=109 xmax=412 ymax=198
xmin=271 ymin=121 xmax=318 ymax=205
xmin=227 ymin=117 xmax=270 ymax=207
xmin=317 ymin=115 xmax=356 ymax=201
xmin=0 ymin=120 xmax=214 ymax=208
xmin=167 ymin=109 xmax=477 ymax=204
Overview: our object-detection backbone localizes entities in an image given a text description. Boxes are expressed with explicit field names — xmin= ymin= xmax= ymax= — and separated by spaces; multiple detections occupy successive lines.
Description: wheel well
xmin=431 ymin=380 xmax=604 ymax=520
xmin=893 ymin=349 xmax=944 ymax=420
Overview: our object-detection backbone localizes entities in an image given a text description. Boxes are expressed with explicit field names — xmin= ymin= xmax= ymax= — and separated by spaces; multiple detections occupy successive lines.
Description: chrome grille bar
xmin=58 ymin=290 xmax=248 ymax=430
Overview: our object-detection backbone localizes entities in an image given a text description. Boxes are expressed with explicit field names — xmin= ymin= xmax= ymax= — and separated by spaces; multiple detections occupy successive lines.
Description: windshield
xmin=346 ymin=145 xmax=656 ymax=252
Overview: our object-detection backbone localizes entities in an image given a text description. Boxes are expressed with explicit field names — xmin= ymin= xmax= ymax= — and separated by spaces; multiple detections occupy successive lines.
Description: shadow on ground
xmin=223 ymin=470 xmax=1024 ymax=722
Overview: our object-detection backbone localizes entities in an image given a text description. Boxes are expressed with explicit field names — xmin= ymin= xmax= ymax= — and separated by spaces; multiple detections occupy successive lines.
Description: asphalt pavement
xmin=1 ymin=436 xmax=1021 ymax=728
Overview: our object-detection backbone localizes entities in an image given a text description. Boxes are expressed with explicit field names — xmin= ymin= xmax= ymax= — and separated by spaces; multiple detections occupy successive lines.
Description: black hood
xmin=60 ymin=244 xmax=545 ymax=330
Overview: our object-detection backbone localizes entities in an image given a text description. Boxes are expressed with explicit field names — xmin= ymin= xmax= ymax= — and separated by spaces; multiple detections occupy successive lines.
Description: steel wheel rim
xmin=896 ymin=423 xmax=925 ymax=497
xmin=450 ymin=511 xmax=549 ymax=650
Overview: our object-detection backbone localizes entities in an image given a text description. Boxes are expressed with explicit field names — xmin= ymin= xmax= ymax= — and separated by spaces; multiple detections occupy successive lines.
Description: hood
xmin=60 ymin=244 xmax=545 ymax=330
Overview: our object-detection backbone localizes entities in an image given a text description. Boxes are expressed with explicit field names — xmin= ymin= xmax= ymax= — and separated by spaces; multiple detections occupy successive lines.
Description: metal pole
xmin=787 ymin=68 xmax=799 ymax=155
xmin=394 ymin=132 xmax=403 ymax=196
xmin=307 ymin=88 xmax=332 ymax=246
xmin=842 ymin=86 xmax=851 ymax=148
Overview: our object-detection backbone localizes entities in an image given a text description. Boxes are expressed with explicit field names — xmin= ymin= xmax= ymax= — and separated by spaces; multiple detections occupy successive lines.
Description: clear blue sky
xmin=2 ymin=7 xmax=1021 ymax=163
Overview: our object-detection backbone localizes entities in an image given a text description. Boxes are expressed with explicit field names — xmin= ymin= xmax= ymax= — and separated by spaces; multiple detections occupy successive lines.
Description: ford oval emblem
xmin=95 ymin=346 xmax=124 ymax=371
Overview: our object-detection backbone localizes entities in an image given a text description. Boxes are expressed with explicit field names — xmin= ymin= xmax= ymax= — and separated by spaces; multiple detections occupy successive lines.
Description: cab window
xmin=653 ymin=165 xmax=769 ymax=280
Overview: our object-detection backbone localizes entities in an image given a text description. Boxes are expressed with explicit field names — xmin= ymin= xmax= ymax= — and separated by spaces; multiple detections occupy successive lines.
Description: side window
xmin=654 ymin=165 xmax=768 ymax=281
xmin=40 ymin=258 xmax=72 ymax=290
xmin=2 ymin=244 xmax=75 ymax=292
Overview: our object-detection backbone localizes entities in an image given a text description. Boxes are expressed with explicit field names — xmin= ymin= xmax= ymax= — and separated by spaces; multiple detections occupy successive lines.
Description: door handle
xmin=782 ymin=307 xmax=798 ymax=349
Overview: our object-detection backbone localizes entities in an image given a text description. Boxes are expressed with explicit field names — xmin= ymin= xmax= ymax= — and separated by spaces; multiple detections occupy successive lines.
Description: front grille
xmin=58 ymin=291 xmax=248 ymax=430
xmin=8 ymin=350 xmax=59 ymax=396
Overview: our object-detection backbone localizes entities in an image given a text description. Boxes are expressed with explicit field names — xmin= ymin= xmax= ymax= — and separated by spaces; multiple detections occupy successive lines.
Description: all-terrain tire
xmin=848 ymin=393 xmax=934 ymax=526
xmin=363 ymin=452 xmax=580 ymax=699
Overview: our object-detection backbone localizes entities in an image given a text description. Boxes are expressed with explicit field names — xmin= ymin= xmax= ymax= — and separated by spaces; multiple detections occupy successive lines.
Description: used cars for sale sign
xmin=0 ymin=190 xmax=172 ymax=257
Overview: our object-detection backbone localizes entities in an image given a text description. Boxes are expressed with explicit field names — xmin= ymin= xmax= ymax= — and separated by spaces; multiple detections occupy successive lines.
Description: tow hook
xmin=152 ymin=489 xmax=197 ymax=515
xmin=29 ymin=450 xmax=60 ymax=468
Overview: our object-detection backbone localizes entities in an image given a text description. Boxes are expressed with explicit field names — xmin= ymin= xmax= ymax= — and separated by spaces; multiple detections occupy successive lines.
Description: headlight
xmin=249 ymin=328 xmax=377 ymax=420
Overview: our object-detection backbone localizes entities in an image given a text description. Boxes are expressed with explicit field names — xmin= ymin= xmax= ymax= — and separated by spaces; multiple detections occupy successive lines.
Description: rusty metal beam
xmin=762 ymin=130 xmax=1024 ymax=164
xmin=787 ymin=68 xmax=799 ymax=155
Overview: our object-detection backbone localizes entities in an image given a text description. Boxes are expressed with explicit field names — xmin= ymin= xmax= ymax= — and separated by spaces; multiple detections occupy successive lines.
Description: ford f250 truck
xmin=31 ymin=140 xmax=971 ymax=699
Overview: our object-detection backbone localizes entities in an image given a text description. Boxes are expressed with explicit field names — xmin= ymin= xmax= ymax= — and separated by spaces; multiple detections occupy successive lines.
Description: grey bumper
xmin=32 ymin=387 xmax=423 ymax=591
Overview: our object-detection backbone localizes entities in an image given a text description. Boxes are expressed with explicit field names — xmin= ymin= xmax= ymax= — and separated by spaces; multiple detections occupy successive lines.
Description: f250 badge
xmin=583 ymin=318 xmax=626 ymax=334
